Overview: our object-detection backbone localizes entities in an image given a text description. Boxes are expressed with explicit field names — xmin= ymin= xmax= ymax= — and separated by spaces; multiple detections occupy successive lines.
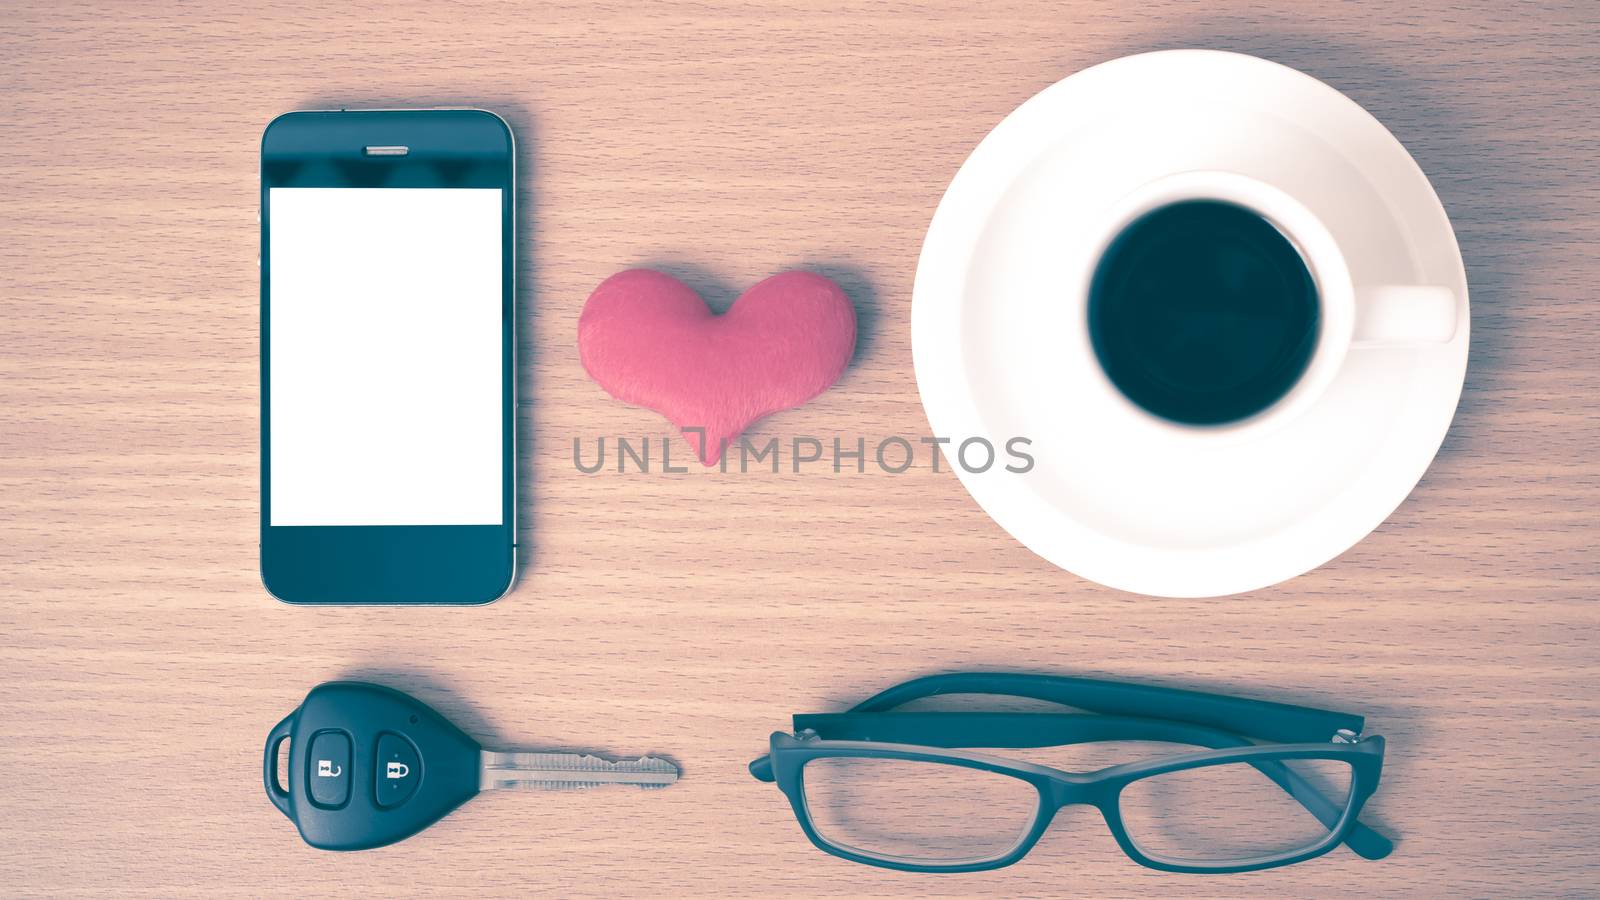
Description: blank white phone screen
xmin=269 ymin=187 xmax=503 ymax=526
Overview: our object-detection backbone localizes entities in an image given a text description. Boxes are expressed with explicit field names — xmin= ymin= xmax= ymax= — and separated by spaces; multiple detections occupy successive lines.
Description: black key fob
xmin=264 ymin=682 xmax=480 ymax=850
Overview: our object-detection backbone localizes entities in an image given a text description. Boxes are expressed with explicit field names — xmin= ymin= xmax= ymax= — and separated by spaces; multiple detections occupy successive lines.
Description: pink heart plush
xmin=578 ymin=269 xmax=856 ymax=466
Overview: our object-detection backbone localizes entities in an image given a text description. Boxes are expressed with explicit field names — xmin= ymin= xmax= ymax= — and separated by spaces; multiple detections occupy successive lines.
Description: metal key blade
xmin=478 ymin=751 xmax=679 ymax=791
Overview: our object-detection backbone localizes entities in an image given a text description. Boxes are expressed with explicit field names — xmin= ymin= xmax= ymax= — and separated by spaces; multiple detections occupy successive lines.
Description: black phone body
xmin=261 ymin=109 xmax=516 ymax=604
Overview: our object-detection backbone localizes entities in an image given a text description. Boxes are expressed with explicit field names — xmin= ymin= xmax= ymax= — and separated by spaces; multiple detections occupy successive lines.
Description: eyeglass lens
xmin=1118 ymin=758 xmax=1354 ymax=864
xmin=801 ymin=757 xmax=1039 ymax=866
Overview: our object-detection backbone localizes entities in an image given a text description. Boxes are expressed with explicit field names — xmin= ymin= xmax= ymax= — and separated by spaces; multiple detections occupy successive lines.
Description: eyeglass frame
xmin=748 ymin=672 xmax=1391 ymax=874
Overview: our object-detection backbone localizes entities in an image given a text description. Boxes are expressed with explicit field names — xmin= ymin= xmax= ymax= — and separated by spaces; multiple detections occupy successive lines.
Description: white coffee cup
xmin=1072 ymin=170 xmax=1458 ymax=443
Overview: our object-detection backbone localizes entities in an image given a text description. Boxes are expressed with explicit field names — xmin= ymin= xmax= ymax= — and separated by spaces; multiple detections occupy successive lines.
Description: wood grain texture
xmin=2 ymin=1 xmax=1598 ymax=896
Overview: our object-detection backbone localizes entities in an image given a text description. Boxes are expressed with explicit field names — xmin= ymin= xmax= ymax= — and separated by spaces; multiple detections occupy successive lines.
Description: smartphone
xmin=260 ymin=109 xmax=516 ymax=604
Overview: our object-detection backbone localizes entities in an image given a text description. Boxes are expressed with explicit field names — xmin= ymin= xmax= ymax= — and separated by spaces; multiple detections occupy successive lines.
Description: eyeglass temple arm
xmin=754 ymin=711 xmax=1390 ymax=861
xmin=849 ymin=672 xmax=1365 ymax=745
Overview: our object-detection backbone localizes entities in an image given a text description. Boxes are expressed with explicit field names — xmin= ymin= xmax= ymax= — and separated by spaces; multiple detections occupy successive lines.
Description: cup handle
xmin=1353 ymin=285 xmax=1459 ymax=345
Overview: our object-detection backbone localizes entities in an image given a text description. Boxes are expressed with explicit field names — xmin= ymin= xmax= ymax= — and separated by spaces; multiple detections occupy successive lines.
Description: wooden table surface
xmin=3 ymin=1 xmax=1598 ymax=896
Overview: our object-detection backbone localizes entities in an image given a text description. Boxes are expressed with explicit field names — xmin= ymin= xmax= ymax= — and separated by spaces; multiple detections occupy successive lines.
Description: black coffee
xmin=1088 ymin=200 xmax=1319 ymax=425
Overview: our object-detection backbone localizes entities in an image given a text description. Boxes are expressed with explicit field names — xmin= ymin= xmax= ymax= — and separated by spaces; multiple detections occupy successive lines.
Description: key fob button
xmin=307 ymin=730 xmax=351 ymax=808
xmin=374 ymin=732 xmax=421 ymax=809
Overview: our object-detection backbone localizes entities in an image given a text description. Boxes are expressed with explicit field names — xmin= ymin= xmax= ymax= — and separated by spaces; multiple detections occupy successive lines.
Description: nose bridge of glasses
xmin=1040 ymin=769 xmax=1115 ymax=811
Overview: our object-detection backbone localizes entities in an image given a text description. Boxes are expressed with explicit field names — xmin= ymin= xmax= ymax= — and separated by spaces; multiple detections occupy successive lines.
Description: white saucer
xmin=911 ymin=50 xmax=1469 ymax=598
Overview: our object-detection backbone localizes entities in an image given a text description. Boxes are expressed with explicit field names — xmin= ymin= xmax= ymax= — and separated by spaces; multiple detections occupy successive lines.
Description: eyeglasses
xmin=748 ymin=673 xmax=1391 ymax=874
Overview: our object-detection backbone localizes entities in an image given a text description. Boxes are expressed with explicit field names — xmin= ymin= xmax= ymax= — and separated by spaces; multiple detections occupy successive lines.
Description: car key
xmin=263 ymin=682 xmax=678 ymax=850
